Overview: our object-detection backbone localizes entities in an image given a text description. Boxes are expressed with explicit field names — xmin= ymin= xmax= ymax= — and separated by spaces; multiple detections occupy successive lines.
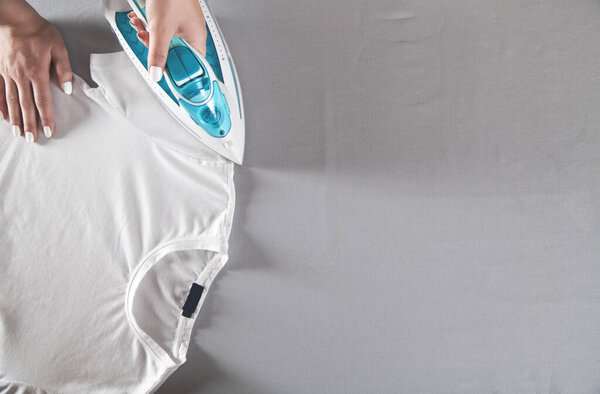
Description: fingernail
xmin=25 ymin=131 xmax=34 ymax=143
xmin=0 ymin=111 xmax=4 ymax=120
xmin=11 ymin=125 xmax=21 ymax=137
xmin=63 ymin=81 xmax=72 ymax=95
xmin=149 ymin=66 xmax=163 ymax=82
xmin=43 ymin=125 xmax=53 ymax=138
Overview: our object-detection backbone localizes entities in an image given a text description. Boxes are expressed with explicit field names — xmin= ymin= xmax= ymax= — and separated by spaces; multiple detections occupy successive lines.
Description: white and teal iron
xmin=104 ymin=0 xmax=245 ymax=164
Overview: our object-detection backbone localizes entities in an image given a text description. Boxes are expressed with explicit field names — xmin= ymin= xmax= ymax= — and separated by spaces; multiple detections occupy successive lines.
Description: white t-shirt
xmin=0 ymin=51 xmax=236 ymax=393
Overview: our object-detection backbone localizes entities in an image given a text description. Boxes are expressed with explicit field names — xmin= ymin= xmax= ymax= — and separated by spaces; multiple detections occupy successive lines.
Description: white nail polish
xmin=11 ymin=125 xmax=21 ymax=137
xmin=25 ymin=131 xmax=34 ymax=143
xmin=0 ymin=111 xmax=3 ymax=120
xmin=43 ymin=125 xmax=52 ymax=138
xmin=63 ymin=81 xmax=73 ymax=95
xmin=149 ymin=66 xmax=163 ymax=82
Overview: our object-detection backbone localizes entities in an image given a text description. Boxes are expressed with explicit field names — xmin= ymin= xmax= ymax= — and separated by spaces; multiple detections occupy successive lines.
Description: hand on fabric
xmin=0 ymin=0 xmax=73 ymax=143
xmin=127 ymin=0 xmax=207 ymax=83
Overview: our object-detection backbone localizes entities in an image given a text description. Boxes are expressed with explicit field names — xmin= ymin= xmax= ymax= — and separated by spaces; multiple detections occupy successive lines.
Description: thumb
xmin=51 ymin=46 xmax=73 ymax=95
xmin=147 ymin=22 xmax=173 ymax=82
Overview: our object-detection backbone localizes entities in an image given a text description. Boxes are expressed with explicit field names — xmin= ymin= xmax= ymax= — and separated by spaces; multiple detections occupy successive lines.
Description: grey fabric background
xmin=29 ymin=0 xmax=600 ymax=392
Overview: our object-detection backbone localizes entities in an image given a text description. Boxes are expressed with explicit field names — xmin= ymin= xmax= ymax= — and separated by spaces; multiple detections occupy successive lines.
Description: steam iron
xmin=104 ymin=0 xmax=245 ymax=164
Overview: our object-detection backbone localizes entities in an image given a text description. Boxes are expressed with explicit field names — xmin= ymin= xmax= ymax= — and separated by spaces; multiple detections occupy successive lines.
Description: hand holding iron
xmin=127 ymin=0 xmax=207 ymax=82
xmin=120 ymin=0 xmax=245 ymax=164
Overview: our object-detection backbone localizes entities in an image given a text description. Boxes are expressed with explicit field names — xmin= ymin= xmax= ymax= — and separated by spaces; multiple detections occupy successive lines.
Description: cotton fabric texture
xmin=0 ymin=51 xmax=235 ymax=393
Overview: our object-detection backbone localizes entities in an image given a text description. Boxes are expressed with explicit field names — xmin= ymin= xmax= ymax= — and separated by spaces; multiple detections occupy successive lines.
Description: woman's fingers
xmin=0 ymin=19 xmax=72 ymax=143
xmin=0 ymin=75 xmax=7 ymax=122
xmin=5 ymin=78 xmax=22 ymax=137
xmin=32 ymin=77 xmax=54 ymax=138
xmin=127 ymin=13 xmax=149 ymax=46
xmin=129 ymin=16 xmax=146 ymax=33
xmin=137 ymin=30 xmax=150 ymax=47
xmin=16 ymin=79 xmax=37 ymax=143
xmin=3 ymin=74 xmax=56 ymax=142
xmin=3 ymin=51 xmax=68 ymax=143
xmin=51 ymin=47 xmax=73 ymax=95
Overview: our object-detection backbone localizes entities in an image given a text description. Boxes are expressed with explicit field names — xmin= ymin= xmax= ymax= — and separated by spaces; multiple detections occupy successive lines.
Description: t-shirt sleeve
xmin=89 ymin=51 xmax=226 ymax=162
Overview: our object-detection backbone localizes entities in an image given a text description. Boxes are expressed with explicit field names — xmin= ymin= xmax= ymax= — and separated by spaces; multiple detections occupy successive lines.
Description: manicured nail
xmin=43 ymin=125 xmax=52 ymax=138
xmin=25 ymin=131 xmax=34 ymax=143
xmin=63 ymin=81 xmax=72 ymax=95
xmin=11 ymin=125 xmax=21 ymax=137
xmin=149 ymin=66 xmax=162 ymax=82
xmin=0 ymin=111 xmax=4 ymax=120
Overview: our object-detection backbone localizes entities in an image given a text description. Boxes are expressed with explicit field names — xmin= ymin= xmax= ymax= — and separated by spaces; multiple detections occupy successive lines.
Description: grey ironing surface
xmin=30 ymin=0 xmax=600 ymax=392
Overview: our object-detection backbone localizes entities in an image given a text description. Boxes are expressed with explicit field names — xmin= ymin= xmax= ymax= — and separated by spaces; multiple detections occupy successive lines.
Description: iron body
xmin=104 ymin=0 xmax=245 ymax=164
